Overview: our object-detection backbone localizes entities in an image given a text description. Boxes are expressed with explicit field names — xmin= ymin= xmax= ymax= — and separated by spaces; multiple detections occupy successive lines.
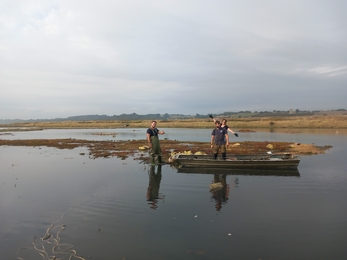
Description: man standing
xmin=147 ymin=120 xmax=165 ymax=164
xmin=211 ymin=120 xmax=229 ymax=160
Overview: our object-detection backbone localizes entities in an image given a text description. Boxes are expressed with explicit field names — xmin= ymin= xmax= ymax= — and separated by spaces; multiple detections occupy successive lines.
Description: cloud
xmin=306 ymin=66 xmax=347 ymax=77
xmin=1 ymin=0 xmax=346 ymax=119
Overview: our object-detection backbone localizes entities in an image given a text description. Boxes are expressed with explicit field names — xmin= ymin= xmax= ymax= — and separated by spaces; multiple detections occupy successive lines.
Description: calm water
xmin=0 ymin=129 xmax=346 ymax=260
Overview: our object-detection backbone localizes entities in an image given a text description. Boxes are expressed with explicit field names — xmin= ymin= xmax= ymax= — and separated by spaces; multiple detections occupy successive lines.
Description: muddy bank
xmin=0 ymin=139 xmax=332 ymax=163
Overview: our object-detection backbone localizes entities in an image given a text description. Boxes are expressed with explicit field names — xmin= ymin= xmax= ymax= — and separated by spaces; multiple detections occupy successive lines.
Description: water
xmin=0 ymin=129 xmax=346 ymax=259
xmin=2 ymin=128 xmax=345 ymax=141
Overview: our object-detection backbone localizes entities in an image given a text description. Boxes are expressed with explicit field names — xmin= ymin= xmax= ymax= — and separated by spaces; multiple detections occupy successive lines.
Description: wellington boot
xmin=158 ymin=156 xmax=164 ymax=164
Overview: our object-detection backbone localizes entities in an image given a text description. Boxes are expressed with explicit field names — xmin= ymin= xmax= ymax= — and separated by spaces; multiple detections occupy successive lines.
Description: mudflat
xmin=0 ymin=139 xmax=332 ymax=163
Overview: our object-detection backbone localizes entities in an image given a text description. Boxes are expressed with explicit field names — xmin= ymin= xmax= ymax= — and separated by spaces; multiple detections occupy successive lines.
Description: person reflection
xmin=146 ymin=165 xmax=163 ymax=210
xmin=210 ymin=174 xmax=230 ymax=212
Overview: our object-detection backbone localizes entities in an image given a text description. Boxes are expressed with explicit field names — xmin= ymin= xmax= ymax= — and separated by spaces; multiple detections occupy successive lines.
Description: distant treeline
xmin=1 ymin=109 xmax=346 ymax=124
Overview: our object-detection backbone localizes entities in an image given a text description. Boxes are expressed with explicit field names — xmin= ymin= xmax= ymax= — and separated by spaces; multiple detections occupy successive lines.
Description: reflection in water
xmin=146 ymin=165 xmax=164 ymax=210
xmin=210 ymin=174 xmax=230 ymax=212
xmin=178 ymin=167 xmax=300 ymax=213
xmin=234 ymin=177 xmax=239 ymax=187
xmin=177 ymin=167 xmax=300 ymax=177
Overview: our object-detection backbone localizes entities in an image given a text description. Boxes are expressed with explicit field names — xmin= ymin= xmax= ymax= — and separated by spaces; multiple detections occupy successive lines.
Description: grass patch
xmin=1 ymin=114 xmax=346 ymax=129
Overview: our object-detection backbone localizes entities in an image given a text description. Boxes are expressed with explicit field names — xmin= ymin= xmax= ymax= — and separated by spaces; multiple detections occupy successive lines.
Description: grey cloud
xmin=0 ymin=0 xmax=346 ymax=119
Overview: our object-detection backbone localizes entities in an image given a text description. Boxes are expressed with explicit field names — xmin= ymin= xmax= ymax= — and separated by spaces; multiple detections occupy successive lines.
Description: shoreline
xmin=1 ymin=114 xmax=346 ymax=130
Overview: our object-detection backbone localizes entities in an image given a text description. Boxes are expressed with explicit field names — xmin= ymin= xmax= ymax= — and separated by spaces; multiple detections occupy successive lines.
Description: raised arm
xmin=227 ymin=128 xmax=238 ymax=137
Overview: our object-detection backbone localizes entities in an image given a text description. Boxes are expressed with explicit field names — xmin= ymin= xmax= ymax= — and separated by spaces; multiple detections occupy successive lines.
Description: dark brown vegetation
xmin=0 ymin=139 xmax=332 ymax=163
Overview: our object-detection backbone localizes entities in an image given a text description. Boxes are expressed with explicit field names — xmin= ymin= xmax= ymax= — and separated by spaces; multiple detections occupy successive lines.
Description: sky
xmin=1 ymin=0 xmax=347 ymax=120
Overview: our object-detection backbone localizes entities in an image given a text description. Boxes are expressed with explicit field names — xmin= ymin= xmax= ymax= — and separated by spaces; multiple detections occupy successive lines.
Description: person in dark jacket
xmin=211 ymin=120 xmax=229 ymax=160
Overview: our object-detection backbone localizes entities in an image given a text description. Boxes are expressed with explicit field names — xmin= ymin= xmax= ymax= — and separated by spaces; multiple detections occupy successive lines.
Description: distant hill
xmin=0 ymin=109 xmax=345 ymax=124
xmin=0 ymin=113 xmax=186 ymax=124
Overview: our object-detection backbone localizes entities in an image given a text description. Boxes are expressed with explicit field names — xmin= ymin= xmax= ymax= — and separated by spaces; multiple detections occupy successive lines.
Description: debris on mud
xmin=0 ymin=139 xmax=332 ymax=163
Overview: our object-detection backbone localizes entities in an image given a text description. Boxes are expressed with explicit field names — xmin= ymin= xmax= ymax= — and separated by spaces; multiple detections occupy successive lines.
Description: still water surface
xmin=0 ymin=128 xmax=346 ymax=259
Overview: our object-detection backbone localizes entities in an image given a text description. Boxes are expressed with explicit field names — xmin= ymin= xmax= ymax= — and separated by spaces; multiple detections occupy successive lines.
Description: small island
xmin=0 ymin=138 xmax=332 ymax=163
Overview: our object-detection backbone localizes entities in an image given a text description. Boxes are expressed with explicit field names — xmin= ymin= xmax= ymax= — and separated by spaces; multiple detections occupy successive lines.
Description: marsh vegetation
xmin=1 ymin=114 xmax=346 ymax=129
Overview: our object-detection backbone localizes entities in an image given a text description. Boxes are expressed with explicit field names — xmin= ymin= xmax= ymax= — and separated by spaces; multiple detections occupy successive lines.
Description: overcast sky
xmin=1 ymin=0 xmax=346 ymax=119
